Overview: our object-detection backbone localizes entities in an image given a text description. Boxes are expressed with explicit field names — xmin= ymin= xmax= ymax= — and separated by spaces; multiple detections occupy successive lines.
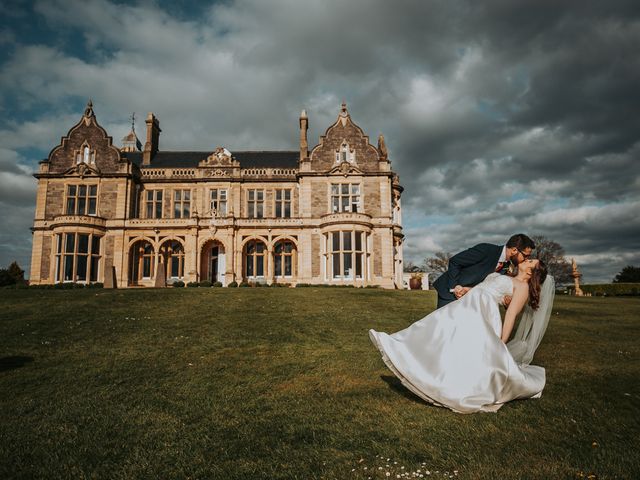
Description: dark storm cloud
xmin=0 ymin=0 xmax=637 ymax=281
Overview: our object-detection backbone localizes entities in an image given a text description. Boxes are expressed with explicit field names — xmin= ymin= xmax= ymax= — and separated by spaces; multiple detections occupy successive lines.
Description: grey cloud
xmin=0 ymin=0 xmax=638 ymax=282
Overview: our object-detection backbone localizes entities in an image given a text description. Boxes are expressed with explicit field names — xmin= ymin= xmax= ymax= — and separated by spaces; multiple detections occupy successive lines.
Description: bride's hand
xmin=454 ymin=286 xmax=471 ymax=298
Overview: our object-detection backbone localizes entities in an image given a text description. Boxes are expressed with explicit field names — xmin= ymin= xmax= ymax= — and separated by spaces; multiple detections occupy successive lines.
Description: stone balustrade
xmin=139 ymin=167 xmax=298 ymax=179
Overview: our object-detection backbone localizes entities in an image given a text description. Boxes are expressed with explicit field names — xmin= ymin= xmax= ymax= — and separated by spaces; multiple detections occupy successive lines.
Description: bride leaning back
xmin=369 ymin=259 xmax=555 ymax=413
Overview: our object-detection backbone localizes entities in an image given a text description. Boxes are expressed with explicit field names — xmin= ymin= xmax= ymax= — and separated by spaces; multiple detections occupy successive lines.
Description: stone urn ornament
xmin=409 ymin=272 xmax=423 ymax=290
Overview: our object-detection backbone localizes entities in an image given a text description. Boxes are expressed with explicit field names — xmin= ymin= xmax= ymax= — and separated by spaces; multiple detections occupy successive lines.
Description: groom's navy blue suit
xmin=433 ymin=243 xmax=503 ymax=309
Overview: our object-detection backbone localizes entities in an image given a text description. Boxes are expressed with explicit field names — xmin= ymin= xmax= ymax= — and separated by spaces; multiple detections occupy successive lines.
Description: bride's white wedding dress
xmin=369 ymin=273 xmax=547 ymax=413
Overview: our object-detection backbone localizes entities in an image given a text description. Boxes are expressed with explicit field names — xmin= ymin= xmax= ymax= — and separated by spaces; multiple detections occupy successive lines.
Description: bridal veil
xmin=507 ymin=275 xmax=555 ymax=365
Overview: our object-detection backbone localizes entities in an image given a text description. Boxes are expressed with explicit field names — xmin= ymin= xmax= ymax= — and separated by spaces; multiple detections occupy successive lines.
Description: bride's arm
xmin=501 ymin=283 xmax=528 ymax=343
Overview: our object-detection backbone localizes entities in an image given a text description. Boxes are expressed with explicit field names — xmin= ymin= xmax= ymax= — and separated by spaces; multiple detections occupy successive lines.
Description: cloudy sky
xmin=1 ymin=0 xmax=638 ymax=283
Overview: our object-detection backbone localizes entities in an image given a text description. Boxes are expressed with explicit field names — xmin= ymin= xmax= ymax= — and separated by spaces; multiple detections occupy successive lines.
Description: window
xmin=66 ymin=185 xmax=98 ymax=215
xmin=55 ymin=232 xmax=101 ymax=282
xmin=247 ymin=189 xmax=264 ymax=218
xmin=130 ymin=240 xmax=155 ymax=281
xmin=76 ymin=144 xmax=95 ymax=164
xmin=245 ymin=240 xmax=266 ymax=277
xmin=330 ymin=231 xmax=364 ymax=280
xmin=173 ymin=189 xmax=191 ymax=218
xmin=145 ymin=190 xmax=163 ymax=219
xmin=274 ymin=240 xmax=294 ymax=277
xmin=335 ymin=141 xmax=355 ymax=163
xmin=160 ymin=240 xmax=185 ymax=278
xmin=275 ymin=189 xmax=291 ymax=218
xmin=210 ymin=189 xmax=227 ymax=216
xmin=331 ymin=183 xmax=360 ymax=213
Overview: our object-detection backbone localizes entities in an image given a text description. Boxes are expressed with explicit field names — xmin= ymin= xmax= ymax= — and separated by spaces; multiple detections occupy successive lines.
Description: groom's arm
xmin=446 ymin=244 xmax=489 ymax=290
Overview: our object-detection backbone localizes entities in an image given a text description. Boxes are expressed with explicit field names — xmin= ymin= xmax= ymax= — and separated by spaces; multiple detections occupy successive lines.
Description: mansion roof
xmin=122 ymin=150 xmax=299 ymax=169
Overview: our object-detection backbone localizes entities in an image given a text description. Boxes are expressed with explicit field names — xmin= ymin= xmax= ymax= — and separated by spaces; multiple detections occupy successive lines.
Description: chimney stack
xmin=143 ymin=112 xmax=161 ymax=166
xmin=299 ymin=109 xmax=308 ymax=162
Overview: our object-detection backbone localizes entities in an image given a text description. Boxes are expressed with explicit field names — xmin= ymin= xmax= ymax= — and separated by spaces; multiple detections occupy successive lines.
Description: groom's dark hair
xmin=506 ymin=234 xmax=535 ymax=250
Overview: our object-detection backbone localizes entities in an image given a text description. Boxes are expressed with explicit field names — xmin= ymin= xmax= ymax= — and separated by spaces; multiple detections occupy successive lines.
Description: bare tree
xmin=531 ymin=235 xmax=572 ymax=284
xmin=423 ymin=251 xmax=452 ymax=274
xmin=403 ymin=260 xmax=417 ymax=273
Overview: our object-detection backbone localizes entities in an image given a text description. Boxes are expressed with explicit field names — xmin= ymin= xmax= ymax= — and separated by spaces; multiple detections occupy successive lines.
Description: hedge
xmin=574 ymin=283 xmax=640 ymax=296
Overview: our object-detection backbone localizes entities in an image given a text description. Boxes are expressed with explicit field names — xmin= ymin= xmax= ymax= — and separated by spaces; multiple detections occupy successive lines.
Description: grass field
xmin=0 ymin=288 xmax=638 ymax=479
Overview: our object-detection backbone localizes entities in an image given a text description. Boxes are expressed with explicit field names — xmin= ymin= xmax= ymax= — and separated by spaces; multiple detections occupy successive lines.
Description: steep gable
xmin=309 ymin=103 xmax=382 ymax=173
xmin=46 ymin=100 xmax=123 ymax=175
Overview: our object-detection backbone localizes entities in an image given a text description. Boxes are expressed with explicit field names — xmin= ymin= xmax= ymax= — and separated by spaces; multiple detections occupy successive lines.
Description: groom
xmin=433 ymin=233 xmax=535 ymax=309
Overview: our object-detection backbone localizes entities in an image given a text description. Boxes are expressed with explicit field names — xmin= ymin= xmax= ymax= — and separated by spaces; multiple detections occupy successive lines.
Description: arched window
xmin=245 ymin=240 xmax=266 ymax=278
xmin=335 ymin=141 xmax=355 ymax=163
xmin=130 ymin=240 xmax=155 ymax=282
xmin=160 ymin=240 xmax=185 ymax=279
xmin=76 ymin=144 xmax=95 ymax=164
xmin=274 ymin=240 xmax=295 ymax=278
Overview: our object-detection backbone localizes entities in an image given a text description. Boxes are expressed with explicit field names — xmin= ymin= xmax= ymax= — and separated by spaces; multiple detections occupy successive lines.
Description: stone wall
xmin=312 ymin=234 xmax=320 ymax=277
xmin=373 ymin=232 xmax=382 ymax=276
xmin=40 ymin=235 xmax=52 ymax=280
xmin=99 ymin=181 xmax=119 ymax=219
xmin=44 ymin=182 xmax=65 ymax=220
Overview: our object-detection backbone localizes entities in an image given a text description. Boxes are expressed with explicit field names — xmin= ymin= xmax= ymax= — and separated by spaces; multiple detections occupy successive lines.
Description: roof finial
xmin=131 ymin=112 xmax=136 ymax=133
xmin=339 ymin=100 xmax=349 ymax=118
xmin=84 ymin=99 xmax=95 ymax=118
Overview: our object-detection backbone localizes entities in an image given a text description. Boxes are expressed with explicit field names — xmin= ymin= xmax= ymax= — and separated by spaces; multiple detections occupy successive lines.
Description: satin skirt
xmin=369 ymin=288 xmax=545 ymax=413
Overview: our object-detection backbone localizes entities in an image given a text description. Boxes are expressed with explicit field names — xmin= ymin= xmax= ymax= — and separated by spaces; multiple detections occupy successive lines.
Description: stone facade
xmin=29 ymin=101 xmax=404 ymax=288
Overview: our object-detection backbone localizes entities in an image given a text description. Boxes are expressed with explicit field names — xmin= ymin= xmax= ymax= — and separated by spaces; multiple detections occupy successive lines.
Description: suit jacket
xmin=433 ymin=243 xmax=503 ymax=303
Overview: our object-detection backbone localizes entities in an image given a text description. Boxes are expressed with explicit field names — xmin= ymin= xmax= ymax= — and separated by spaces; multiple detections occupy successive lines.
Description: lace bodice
xmin=475 ymin=272 xmax=514 ymax=303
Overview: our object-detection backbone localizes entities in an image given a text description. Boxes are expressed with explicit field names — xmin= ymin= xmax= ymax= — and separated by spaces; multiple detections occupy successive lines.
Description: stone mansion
xmin=29 ymin=101 xmax=404 ymax=288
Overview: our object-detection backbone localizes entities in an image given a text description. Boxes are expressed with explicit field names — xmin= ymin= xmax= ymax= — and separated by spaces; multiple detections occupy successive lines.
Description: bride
xmin=369 ymin=259 xmax=555 ymax=413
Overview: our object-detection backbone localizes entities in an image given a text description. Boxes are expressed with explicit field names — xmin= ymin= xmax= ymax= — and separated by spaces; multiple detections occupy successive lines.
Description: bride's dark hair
xmin=528 ymin=260 xmax=548 ymax=310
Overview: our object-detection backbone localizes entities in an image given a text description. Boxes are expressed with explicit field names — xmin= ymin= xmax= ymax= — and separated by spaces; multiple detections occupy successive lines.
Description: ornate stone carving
xmin=378 ymin=133 xmax=388 ymax=160
xmin=572 ymin=258 xmax=584 ymax=296
xmin=63 ymin=162 xmax=101 ymax=178
xmin=200 ymin=147 xmax=239 ymax=167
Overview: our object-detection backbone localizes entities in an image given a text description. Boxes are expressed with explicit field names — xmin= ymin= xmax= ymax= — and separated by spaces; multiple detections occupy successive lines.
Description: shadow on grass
xmin=0 ymin=356 xmax=34 ymax=372
xmin=380 ymin=374 xmax=427 ymax=405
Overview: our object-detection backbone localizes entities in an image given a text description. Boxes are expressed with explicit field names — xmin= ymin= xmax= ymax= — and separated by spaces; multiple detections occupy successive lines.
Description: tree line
xmin=407 ymin=236 xmax=640 ymax=284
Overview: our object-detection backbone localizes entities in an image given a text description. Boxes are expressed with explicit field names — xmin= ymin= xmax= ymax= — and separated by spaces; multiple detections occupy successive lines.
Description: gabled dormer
xmin=41 ymin=100 xmax=125 ymax=176
xmin=306 ymin=102 xmax=385 ymax=173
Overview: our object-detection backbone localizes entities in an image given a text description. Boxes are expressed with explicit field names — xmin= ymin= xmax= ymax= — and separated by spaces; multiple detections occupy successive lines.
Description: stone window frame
xmin=54 ymin=231 xmax=101 ymax=283
xmin=209 ymin=188 xmax=228 ymax=216
xmin=330 ymin=182 xmax=361 ymax=213
xmin=247 ymin=189 xmax=264 ymax=219
xmin=273 ymin=239 xmax=296 ymax=278
xmin=65 ymin=183 xmax=98 ymax=216
xmin=159 ymin=239 xmax=185 ymax=279
xmin=172 ymin=189 xmax=191 ymax=219
xmin=244 ymin=239 xmax=267 ymax=279
xmin=274 ymin=188 xmax=292 ymax=218
xmin=326 ymin=230 xmax=366 ymax=281
xmin=334 ymin=140 xmax=356 ymax=164
xmin=144 ymin=188 xmax=164 ymax=219
xmin=130 ymin=240 xmax=155 ymax=281
xmin=75 ymin=141 xmax=96 ymax=165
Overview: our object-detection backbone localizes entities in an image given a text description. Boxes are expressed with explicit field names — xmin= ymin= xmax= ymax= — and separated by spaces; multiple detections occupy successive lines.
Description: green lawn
xmin=0 ymin=288 xmax=638 ymax=479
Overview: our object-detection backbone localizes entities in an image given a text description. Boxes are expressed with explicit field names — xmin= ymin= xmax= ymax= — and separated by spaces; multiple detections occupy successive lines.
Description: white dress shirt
xmin=496 ymin=245 xmax=507 ymax=269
